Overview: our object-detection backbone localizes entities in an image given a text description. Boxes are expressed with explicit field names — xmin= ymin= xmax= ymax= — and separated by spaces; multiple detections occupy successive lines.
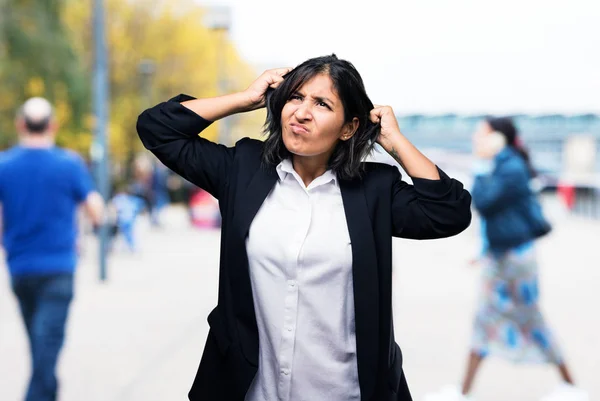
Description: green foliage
xmin=0 ymin=0 xmax=262 ymax=161
xmin=0 ymin=0 xmax=89 ymax=149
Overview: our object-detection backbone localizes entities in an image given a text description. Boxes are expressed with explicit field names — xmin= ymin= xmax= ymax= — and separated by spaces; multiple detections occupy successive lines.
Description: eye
xmin=289 ymin=94 xmax=303 ymax=102
xmin=317 ymin=101 xmax=330 ymax=109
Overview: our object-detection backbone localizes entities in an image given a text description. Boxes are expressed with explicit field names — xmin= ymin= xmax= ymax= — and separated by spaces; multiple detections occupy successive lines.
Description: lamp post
xmin=203 ymin=6 xmax=232 ymax=145
xmin=92 ymin=0 xmax=110 ymax=281
xmin=134 ymin=59 xmax=156 ymax=179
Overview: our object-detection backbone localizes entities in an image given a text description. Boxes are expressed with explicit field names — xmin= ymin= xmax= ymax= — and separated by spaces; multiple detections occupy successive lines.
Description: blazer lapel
xmin=230 ymin=164 xmax=278 ymax=366
xmin=233 ymin=165 xmax=278 ymax=240
xmin=340 ymin=178 xmax=380 ymax=401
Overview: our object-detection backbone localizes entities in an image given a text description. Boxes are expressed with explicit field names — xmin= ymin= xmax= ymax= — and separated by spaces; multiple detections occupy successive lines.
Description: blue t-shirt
xmin=0 ymin=146 xmax=94 ymax=276
xmin=111 ymin=193 xmax=144 ymax=225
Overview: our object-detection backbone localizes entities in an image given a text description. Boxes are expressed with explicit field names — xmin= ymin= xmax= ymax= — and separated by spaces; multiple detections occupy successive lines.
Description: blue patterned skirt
xmin=471 ymin=245 xmax=563 ymax=363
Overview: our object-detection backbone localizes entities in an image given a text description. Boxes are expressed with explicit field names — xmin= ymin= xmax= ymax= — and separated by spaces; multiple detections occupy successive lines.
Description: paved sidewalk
xmin=0 ymin=207 xmax=219 ymax=401
xmin=0 ymin=205 xmax=598 ymax=401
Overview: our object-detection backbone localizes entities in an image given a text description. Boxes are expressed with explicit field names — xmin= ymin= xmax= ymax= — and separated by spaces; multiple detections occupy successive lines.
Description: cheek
xmin=281 ymin=104 xmax=295 ymax=122
xmin=318 ymin=118 xmax=345 ymax=143
xmin=473 ymin=126 xmax=488 ymax=140
xmin=281 ymin=126 xmax=301 ymax=152
xmin=318 ymin=132 xmax=341 ymax=149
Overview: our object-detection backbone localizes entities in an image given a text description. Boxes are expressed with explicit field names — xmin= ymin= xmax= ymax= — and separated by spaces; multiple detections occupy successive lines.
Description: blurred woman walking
xmin=424 ymin=117 xmax=588 ymax=401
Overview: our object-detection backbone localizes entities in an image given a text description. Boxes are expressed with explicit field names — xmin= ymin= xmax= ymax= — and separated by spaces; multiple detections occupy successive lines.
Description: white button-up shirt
xmin=244 ymin=159 xmax=360 ymax=401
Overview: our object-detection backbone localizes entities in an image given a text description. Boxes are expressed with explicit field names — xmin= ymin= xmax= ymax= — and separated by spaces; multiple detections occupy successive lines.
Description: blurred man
xmin=0 ymin=97 xmax=104 ymax=401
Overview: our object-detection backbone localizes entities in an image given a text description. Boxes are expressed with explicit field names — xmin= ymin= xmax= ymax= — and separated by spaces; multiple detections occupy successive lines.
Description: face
xmin=280 ymin=73 xmax=357 ymax=161
xmin=473 ymin=121 xmax=493 ymax=139
xmin=472 ymin=120 xmax=508 ymax=158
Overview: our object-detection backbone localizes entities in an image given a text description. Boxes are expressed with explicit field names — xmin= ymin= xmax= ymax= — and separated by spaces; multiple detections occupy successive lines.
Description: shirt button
xmin=287 ymin=326 xmax=293 ymax=332
xmin=281 ymin=368 xmax=290 ymax=375
xmin=288 ymin=280 xmax=296 ymax=288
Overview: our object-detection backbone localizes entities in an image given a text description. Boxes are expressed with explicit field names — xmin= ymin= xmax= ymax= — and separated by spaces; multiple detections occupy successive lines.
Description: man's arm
xmin=83 ymin=191 xmax=105 ymax=227
xmin=70 ymin=154 xmax=105 ymax=228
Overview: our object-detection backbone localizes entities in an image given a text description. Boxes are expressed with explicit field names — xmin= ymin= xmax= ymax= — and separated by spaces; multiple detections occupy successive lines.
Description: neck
xmin=20 ymin=134 xmax=54 ymax=148
xmin=291 ymin=154 xmax=330 ymax=187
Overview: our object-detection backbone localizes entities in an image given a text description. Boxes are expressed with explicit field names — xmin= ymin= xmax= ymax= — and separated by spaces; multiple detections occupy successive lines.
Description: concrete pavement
xmin=0 ymin=204 xmax=598 ymax=401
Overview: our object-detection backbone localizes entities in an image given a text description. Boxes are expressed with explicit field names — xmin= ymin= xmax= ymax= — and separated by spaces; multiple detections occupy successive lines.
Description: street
xmin=0 ymin=204 xmax=598 ymax=401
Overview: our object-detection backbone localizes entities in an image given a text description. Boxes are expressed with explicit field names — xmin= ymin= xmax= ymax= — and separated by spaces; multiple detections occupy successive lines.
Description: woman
xmin=424 ymin=118 xmax=587 ymax=401
xmin=137 ymin=54 xmax=472 ymax=401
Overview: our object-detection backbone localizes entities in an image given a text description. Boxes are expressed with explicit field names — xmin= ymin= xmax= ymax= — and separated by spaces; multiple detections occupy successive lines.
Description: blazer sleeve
xmin=471 ymin=160 xmax=530 ymax=217
xmin=391 ymin=166 xmax=472 ymax=239
xmin=136 ymin=94 xmax=234 ymax=200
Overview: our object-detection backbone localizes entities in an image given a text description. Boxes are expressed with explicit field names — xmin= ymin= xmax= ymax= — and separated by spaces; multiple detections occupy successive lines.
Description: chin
xmin=283 ymin=140 xmax=314 ymax=157
xmin=282 ymin=133 xmax=302 ymax=155
xmin=284 ymin=144 xmax=304 ymax=157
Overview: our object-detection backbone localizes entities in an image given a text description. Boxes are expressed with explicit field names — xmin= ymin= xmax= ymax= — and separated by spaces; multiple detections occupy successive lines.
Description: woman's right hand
xmin=243 ymin=68 xmax=292 ymax=111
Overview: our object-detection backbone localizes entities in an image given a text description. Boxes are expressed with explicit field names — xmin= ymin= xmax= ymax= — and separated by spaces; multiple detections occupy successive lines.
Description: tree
xmin=0 ymin=0 xmax=89 ymax=150
xmin=62 ymin=0 xmax=264 ymax=167
xmin=1 ymin=0 xmax=265 ymax=165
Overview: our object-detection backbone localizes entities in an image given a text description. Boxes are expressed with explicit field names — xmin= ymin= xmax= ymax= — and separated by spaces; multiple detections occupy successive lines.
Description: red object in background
xmin=557 ymin=182 xmax=576 ymax=210
xmin=189 ymin=189 xmax=221 ymax=228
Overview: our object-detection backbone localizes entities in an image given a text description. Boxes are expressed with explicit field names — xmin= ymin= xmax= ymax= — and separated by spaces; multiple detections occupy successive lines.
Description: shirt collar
xmin=276 ymin=158 xmax=338 ymax=189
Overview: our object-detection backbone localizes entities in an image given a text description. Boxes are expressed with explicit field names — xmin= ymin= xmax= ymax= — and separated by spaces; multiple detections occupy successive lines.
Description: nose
xmin=293 ymin=102 xmax=312 ymax=122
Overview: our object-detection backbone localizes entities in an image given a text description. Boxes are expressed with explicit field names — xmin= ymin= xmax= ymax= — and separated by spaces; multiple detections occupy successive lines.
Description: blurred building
xmin=398 ymin=114 xmax=600 ymax=174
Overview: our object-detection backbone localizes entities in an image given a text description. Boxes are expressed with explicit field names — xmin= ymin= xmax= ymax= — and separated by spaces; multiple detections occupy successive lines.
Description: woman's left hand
xmin=370 ymin=105 xmax=402 ymax=153
xmin=369 ymin=105 xmax=440 ymax=180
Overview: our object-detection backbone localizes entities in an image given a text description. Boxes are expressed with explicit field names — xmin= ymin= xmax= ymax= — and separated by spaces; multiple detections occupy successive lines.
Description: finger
xmin=268 ymin=75 xmax=285 ymax=89
xmin=374 ymin=105 xmax=393 ymax=114
xmin=370 ymin=106 xmax=385 ymax=116
xmin=272 ymin=67 xmax=293 ymax=76
xmin=369 ymin=109 xmax=382 ymax=124
xmin=371 ymin=104 xmax=390 ymax=113
xmin=269 ymin=80 xmax=285 ymax=89
xmin=267 ymin=74 xmax=284 ymax=84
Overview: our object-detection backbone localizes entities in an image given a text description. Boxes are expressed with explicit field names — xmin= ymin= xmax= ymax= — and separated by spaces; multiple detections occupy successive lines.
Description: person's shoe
xmin=423 ymin=385 xmax=473 ymax=401
xmin=540 ymin=382 xmax=589 ymax=401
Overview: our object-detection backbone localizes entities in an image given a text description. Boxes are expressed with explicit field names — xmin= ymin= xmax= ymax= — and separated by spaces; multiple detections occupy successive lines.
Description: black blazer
xmin=137 ymin=95 xmax=472 ymax=401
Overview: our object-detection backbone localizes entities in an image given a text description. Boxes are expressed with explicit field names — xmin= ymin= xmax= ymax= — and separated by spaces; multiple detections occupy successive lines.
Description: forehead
xmin=478 ymin=120 xmax=493 ymax=132
xmin=297 ymin=74 xmax=339 ymax=99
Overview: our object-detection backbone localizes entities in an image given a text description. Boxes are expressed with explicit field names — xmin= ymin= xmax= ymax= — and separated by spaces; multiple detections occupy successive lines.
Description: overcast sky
xmin=200 ymin=0 xmax=599 ymax=115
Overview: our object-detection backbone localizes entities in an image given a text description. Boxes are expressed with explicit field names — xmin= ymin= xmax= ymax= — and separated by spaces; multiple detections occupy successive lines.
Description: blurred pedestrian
xmin=423 ymin=117 xmax=588 ymax=401
xmin=0 ymin=97 xmax=104 ymax=401
xmin=137 ymin=54 xmax=472 ymax=401
xmin=188 ymin=187 xmax=220 ymax=229
xmin=108 ymin=182 xmax=145 ymax=252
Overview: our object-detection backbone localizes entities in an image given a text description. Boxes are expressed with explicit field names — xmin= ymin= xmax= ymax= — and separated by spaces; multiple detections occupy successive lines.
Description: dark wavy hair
xmin=261 ymin=54 xmax=380 ymax=180
xmin=486 ymin=116 xmax=536 ymax=177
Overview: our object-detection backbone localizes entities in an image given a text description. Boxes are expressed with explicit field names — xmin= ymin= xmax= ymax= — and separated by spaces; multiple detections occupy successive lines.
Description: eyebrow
xmin=315 ymin=96 xmax=334 ymax=107
xmin=294 ymin=91 xmax=335 ymax=107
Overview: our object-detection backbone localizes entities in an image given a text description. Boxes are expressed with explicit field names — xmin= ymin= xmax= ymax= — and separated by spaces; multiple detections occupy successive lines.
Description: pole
xmin=203 ymin=7 xmax=232 ymax=145
xmin=93 ymin=0 xmax=110 ymax=281
xmin=216 ymin=29 xmax=230 ymax=145
xmin=135 ymin=60 xmax=155 ymax=180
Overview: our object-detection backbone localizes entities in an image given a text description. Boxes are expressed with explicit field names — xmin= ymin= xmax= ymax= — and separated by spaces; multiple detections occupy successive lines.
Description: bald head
xmin=17 ymin=97 xmax=55 ymax=135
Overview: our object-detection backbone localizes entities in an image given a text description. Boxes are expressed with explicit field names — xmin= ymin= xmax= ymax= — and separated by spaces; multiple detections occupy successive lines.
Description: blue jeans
xmin=11 ymin=273 xmax=74 ymax=401
xmin=118 ymin=221 xmax=136 ymax=251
